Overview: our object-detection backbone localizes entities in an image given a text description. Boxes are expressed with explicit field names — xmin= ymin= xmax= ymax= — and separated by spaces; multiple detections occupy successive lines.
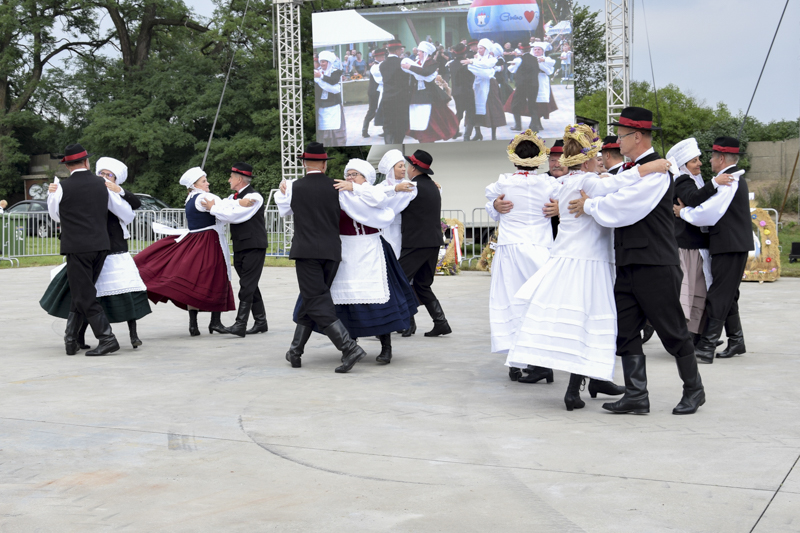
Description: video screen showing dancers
xmin=311 ymin=0 xmax=575 ymax=147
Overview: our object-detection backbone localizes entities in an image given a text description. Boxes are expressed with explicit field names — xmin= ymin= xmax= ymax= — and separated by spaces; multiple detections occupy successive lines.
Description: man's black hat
xmin=231 ymin=162 xmax=253 ymax=177
xmin=405 ymin=149 xmax=434 ymax=175
xmin=608 ymin=106 xmax=661 ymax=131
xmin=550 ymin=139 xmax=564 ymax=154
xmin=373 ymin=48 xmax=387 ymax=58
xmin=60 ymin=143 xmax=92 ymax=164
xmin=705 ymin=136 xmax=741 ymax=154
xmin=452 ymin=42 xmax=467 ymax=55
xmin=387 ymin=39 xmax=404 ymax=50
xmin=602 ymin=135 xmax=620 ymax=150
xmin=467 ymin=39 xmax=478 ymax=47
xmin=300 ymin=142 xmax=331 ymax=161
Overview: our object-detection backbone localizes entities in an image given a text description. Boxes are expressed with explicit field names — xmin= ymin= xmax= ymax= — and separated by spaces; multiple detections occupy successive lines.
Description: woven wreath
xmin=558 ymin=123 xmax=602 ymax=168
xmin=507 ymin=129 xmax=549 ymax=167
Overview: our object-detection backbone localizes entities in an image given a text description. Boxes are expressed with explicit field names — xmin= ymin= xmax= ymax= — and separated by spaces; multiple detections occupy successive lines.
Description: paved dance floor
xmin=1 ymin=266 xmax=798 ymax=532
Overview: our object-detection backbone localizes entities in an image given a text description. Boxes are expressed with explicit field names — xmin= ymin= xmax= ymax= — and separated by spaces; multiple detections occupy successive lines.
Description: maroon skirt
xmin=475 ymin=79 xmax=507 ymax=128
xmin=503 ymin=87 xmax=559 ymax=119
xmin=134 ymin=230 xmax=235 ymax=312
xmin=409 ymin=100 xmax=459 ymax=143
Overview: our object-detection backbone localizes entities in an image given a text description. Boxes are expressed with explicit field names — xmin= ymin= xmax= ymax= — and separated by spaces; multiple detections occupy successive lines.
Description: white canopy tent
xmin=546 ymin=20 xmax=572 ymax=37
xmin=312 ymin=10 xmax=394 ymax=48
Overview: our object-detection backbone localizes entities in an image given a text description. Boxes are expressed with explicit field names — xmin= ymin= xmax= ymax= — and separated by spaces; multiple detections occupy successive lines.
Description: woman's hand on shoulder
xmin=333 ymin=179 xmax=353 ymax=191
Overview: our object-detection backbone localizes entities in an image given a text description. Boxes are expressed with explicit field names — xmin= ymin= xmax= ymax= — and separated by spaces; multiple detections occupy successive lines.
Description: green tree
xmin=571 ymin=4 xmax=604 ymax=101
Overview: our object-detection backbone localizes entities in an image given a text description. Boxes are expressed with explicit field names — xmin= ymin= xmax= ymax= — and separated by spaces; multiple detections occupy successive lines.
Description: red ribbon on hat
xmin=602 ymin=143 xmax=620 ymax=149
xmin=233 ymin=167 xmax=252 ymax=176
xmin=618 ymin=117 xmax=653 ymax=129
xmin=302 ymin=152 xmax=328 ymax=160
xmin=62 ymin=151 xmax=88 ymax=162
xmin=409 ymin=155 xmax=430 ymax=170
xmin=712 ymin=145 xmax=739 ymax=153
xmin=549 ymin=146 xmax=563 ymax=153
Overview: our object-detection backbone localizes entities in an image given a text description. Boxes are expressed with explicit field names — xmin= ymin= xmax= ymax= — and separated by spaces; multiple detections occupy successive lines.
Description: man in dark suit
xmin=569 ymin=107 xmax=705 ymax=415
xmin=398 ymin=150 xmax=451 ymax=338
xmin=447 ymin=43 xmax=475 ymax=140
xmin=362 ymin=48 xmax=386 ymax=138
xmin=675 ymin=137 xmax=753 ymax=363
xmin=378 ymin=40 xmax=411 ymax=145
xmin=274 ymin=143 xmax=366 ymax=373
xmin=202 ymin=162 xmax=269 ymax=337
xmin=46 ymin=144 xmax=131 ymax=356
xmin=508 ymin=43 xmax=541 ymax=132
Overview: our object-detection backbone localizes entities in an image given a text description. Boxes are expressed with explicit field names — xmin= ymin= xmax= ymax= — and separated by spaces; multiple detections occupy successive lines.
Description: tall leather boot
xmin=376 ymin=333 xmax=392 ymax=364
xmin=246 ymin=300 xmax=269 ymax=335
xmin=471 ymin=127 xmax=483 ymax=141
xmin=285 ymin=324 xmax=313 ymax=368
xmin=673 ymin=353 xmax=705 ymax=415
xmin=512 ymin=114 xmax=523 ymax=131
xmin=602 ymin=354 xmax=650 ymax=414
xmin=716 ymin=314 xmax=745 ymax=358
xmin=695 ymin=317 xmax=725 ymax=364
xmin=362 ymin=117 xmax=370 ymax=138
xmin=401 ymin=315 xmax=416 ymax=337
xmin=128 ymin=320 xmax=142 ymax=349
xmin=517 ymin=366 xmax=554 ymax=383
xmin=588 ymin=379 xmax=625 ymax=398
xmin=423 ymin=300 xmax=452 ymax=337
xmin=223 ymin=302 xmax=252 ymax=338
xmin=64 ymin=312 xmax=82 ymax=355
xmin=208 ymin=311 xmax=227 ymax=335
xmin=77 ymin=321 xmax=91 ymax=350
xmin=324 ymin=319 xmax=366 ymax=373
xmin=564 ymin=373 xmax=585 ymax=411
xmin=528 ymin=115 xmax=543 ymax=131
xmin=188 ymin=310 xmax=200 ymax=337
xmin=85 ymin=312 xmax=120 ymax=356
xmin=463 ymin=121 xmax=473 ymax=142
xmin=491 ymin=127 xmax=497 ymax=141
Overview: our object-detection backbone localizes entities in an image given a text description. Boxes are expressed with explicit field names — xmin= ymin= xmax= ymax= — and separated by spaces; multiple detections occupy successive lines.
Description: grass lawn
xmin=777 ymin=222 xmax=800 ymax=277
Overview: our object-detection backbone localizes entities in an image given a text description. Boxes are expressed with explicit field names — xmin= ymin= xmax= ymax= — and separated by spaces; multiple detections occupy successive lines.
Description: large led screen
xmin=311 ymin=0 xmax=575 ymax=147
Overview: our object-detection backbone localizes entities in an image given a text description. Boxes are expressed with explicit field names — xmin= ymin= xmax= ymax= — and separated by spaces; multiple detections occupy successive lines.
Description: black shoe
xmin=716 ymin=314 xmax=746 ymax=358
xmin=325 ymin=320 xmax=365 ymax=373
xmin=423 ymin=300 xmax=451 ymax=337
xmin=64 ymin=312 xmax=82 ymax=355
xmin=588 ymin=379 xmax=625 ymax=398
xmin=695 ymin=318 xmax=725 ymax=364
xmin=716 ymin=339 xmax=724 ymax=347
xmin=223 ymin=301 xmax=252 ymax=338
xmin=511 ymin=114 xmax=523 ymax=131
xmin=128 ymin=320 xmax=142 ymax=349
xmin=376 ymin=334 xmax=392 ymax=364
xmin=285 ymin=324 xmax=312 ymax=368
xmin=471 ymin=129 xmax=483 ymax=141
xmin=85 ymin=312 xmax=120 ymax=356
xmin=189 ymin=310 xmax=200 ymax=337
xmin=517 ymin=366 xmax=554 ymax=383
xmin=603 ymin=354 xmax=650 ymax=414
xmin=673 ymin=353 xmax=705 ymax=415
xmin=401 ymin=316 xmax=416 ymax=337
xmin=77 ymin=321 xmax=91 ymax=350
xmin=641 ymin=323 xmax=655 ymax=344
xmin=245 ymin=300 xmax=268 ymax=335
xmin=509 ymin=367 xmax=523 ymax=381
xmin=208 ymin=311 xmax=227 ymax=335
xmin=564 ymin=374 xmax=585 ymax=411
xmin=528 ymin=116 xmax=543 ymax=131
xmin=362 ymin=130 xmax=370 ymax=138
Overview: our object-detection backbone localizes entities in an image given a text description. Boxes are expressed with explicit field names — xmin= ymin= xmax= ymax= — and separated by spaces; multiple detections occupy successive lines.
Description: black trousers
xmin=362 ymin=95 xmax=379 ymax=131
xmin=294 ymin=258 xmax=340 ymax=329
xmin=399 ymin=247 xmax=439 ymax=306
xmin=66 ymin=251 xmax=108 ymax=319
xmin=706 ymin=252 xmax=748 ymax=322
xmin=233 ymin=248 xmax=266 ymax=305
xmin=615 ymin=264 xmax=694 ymax=358
xmin=453 ymin=94 xmax=475 ymax=126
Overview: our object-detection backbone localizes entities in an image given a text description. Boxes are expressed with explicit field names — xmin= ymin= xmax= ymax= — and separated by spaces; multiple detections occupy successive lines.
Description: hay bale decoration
xmin=743 ymin=205 xmax=780 ymax=283
xmin=436 ymin=218 xmax=465 ymax=275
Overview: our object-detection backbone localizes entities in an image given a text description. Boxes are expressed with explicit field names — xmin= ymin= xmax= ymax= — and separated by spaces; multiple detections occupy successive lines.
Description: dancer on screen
xmin=401 ymin=41 xmax=458 ymax=143
xmin=314 ymin=50 xmax=347 ymax=147
xmin=462 ymin=38 xmax=506 ymax=141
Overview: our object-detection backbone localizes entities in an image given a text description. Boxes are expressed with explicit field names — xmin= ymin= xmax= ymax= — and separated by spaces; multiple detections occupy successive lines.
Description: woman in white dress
xmin=377 ymin=149 xmax=418 ymax=259
xmin=506 ymin=124 xmax=668 ymax=410
xmin=484 ymin=130 xmax=557 ymax=383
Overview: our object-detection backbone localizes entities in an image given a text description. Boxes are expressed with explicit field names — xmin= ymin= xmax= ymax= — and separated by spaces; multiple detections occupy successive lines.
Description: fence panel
xmin=468 ymin=207 xmax=498 ymax=266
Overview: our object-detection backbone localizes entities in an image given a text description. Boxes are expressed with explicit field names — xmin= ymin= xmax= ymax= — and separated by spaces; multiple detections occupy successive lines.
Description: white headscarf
xmin=95 ymin=157 xmax=128 ymax=186
xmin=179 ymin=167 xmax=207 ymax=203
xmin=491 ymin=43 xmax=504 ymax=58
xmin=318 ymin=50 xmax=337 ymax=76
xmin=475 ymin=38 xmax=497 ymax=67
xmin=666 ymin=138 xmax=702 ymax=176
xmin=531 ymin=42 xmax=552 ymax=54
xmin=416 ymin=41 xmax=436 ymax=65
xmin=344 ymin=158 xmax=376 ymax=185
xmin=378 ymin=149 xmax=405 ymax=185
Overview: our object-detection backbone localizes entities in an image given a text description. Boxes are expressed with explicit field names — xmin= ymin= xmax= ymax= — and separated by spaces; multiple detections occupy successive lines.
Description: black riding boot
xmin=401 ymin=315 xmax=416 ymax=337
xmin=64 ymin=312 xmax=83 ymax=355
xmin=77 ymin=321 xmax=90 ymax=350
xmin=285 ymin=324 xmax=313 ymax=368
xmin=463 ymin=121 xmax=474 ymax=142
xmin=376 ymin=334 xmax=392 ymax=364
xmin=512 ymin=114 xmax=523 ymax=131
xmin=208 ymin=311 xmax=227 ymax=335
xmin=588 ymin=379 xmax=625 ymax=398
xmin=491 ymin=127 xmax=497 ymax=141
xmin=509 ymin=367 xmax=523 ymax=381
xmin=673 ymin=353 xmax=705 ymax=415
xmin=602 ymin=354 xmax=650 ymax=414
xmin=423 ymin=300 xmax=452 ymax=337
xmin=716 ymin=314 xmax=746 ymax=358
xmin=362 ymin=118 xmax=370 ymax=138
xmin=471 ymin=127 xmax=483 ymax=141
xmin=85 ymin=312 xmax=120 ymax=356
xmin=528 ymin=115 xmax=543 ymax=131
xmin=517 ymin=365 xmax=554 ymax=383
xmin=564 ymin=374 xmax=585 ymax=411
xmin=324 ymin=320 xmax=366 ymax=373
xmin=223 ymin=302 xmax=252 ymax=338
xmin=695 ymin=317 xmax=725 ymax=364
xmin=188 ymin=310 xmax=200 ymax=337
xmin=128 ymin=320 xmax=142 ymax=349
xmin=246 ymin=300 xmax=269 ymax=335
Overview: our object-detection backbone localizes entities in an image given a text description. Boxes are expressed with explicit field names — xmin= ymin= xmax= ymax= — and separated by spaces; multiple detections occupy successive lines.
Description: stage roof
xmin=312 ymin=10 xmax=394 ymax=47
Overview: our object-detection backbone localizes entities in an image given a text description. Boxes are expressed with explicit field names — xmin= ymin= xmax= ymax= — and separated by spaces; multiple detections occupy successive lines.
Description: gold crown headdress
xmin=507 ymin=129 xmax=549 ymax=167
xmin=558 ymin=124 xmax=603 ymax=168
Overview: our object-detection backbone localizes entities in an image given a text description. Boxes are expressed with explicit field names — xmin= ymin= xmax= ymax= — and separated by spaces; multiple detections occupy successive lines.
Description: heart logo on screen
xmin=524 ymin=11 xmax=536 ymax=23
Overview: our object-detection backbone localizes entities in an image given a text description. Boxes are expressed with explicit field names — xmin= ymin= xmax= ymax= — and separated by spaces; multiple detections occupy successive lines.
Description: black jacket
xmin=707 ymin=166 xmax=755 ymax=255
xmin=401 ymin=174 xmax=443 ymax=249
xmin=407 ymin=59 xmax=443 ymax=105
xmin=315 ymin=69 xmax=343 ymax=108
xmin=448 ymin=57 xmax=475 ymax=99
xmin=614 ymin=151 xmax=680 ymax=267
xmin=107 ymin=187 xmax=141 ymax=254
xmin=673 ymin=174 xmax=716 ymax=250
xmin=59 ymin=170 xmax=110 ymax=255
xmin=289 ymin=172 xmax=341 ymax=261
xmin=230 ymin=184 xmax=269 ymax=253
xmin=510 ymin=55 xmax=540 ymax=112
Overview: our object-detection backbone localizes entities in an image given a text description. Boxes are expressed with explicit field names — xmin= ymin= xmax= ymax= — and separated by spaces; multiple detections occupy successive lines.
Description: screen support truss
xmin=605 ymin=0 xmax=630 ymax=133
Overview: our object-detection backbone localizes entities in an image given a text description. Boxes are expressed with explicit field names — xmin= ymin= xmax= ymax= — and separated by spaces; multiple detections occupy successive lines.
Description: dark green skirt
xmin=40 ymin=265 xmax=152 ymax=323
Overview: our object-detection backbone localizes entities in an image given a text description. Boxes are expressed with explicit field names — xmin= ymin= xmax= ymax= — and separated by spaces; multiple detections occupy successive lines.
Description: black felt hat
xmin=467 ymin=39 xmax=478 ymax=47
xmin=387 ymin=39 xmax=404 ymax=51
xmin=59 ymin=143 xmax=93 ymax=164
xmin=452 ymin=42 xmax=467 ymax=55
xmin=705 ymin=136 xmax=741 ymax=154
xmin=231 ymin=162 xmax=253 ymax=177
xmin=373 ymin=48 xmax=387 ymax=59
xmin=300 ymin=142 xmax=331 ymax=161
xmin=405 ymin=149 xmax=434 ymax=175
xmin=602 ymin=135 xmax=620 ymax=150
xmin=608 ymin=106 xmax=662 ymax=131
xmin=549 ymin=139 xmax=564 ymax=154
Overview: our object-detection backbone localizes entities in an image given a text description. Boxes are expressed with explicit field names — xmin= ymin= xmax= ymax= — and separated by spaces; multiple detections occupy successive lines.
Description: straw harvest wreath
xmin=558 ymin=124 xmax=602 ymax=168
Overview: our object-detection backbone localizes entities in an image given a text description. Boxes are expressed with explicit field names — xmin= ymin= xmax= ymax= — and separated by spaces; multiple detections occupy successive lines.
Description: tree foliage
xmin=571 ymin=4 xmax=604 ymax=101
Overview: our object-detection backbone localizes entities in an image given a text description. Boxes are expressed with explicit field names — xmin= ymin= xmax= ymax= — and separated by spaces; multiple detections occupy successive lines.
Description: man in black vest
xmin=568 ymin=107 xmax=705 ymax=415
xmin=398 ymin=150 xmax=452 ymax=338
xmin=675 ymin=137 xmax=753 ymax=363
xmin=447 ymin=43 xmax=475 ymax=140
xmin=362 ymin=48 xmax=386 ymax=138
xmin=201 ymin=162 xmax=269 ymax=337
xmin=274 ymin=143 xmax=366 ymax=373
xmin=46 ymin=144 xmax=131 ymax=356
xmin=509 ymin=43 xmax=542 ymax=132
xmin=378 ymin=40 xmax=411 ymax=145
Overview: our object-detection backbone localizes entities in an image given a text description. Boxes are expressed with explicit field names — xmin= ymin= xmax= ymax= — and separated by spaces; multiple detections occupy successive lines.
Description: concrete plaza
xmin=1 ymin=265 xmax=799 ymax=532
